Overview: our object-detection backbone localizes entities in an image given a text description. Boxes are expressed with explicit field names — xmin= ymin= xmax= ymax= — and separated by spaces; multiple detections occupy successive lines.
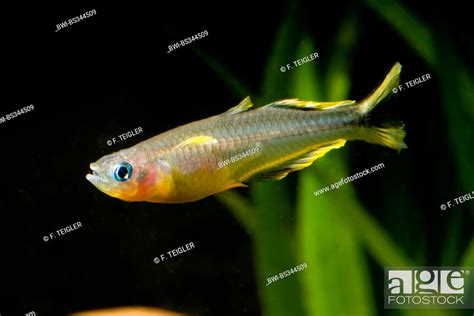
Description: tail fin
xmin=359 ymin=123 xmax=407 ymax=151
xmin=357 ymin=62 xmax=407 ymax=151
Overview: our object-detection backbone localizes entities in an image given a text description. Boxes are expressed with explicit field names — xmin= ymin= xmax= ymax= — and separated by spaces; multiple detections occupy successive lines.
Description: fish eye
xmin=113 ymin=162 xmax=133 ymax=182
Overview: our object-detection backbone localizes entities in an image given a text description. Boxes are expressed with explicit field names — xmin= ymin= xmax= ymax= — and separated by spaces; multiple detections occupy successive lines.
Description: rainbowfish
xmin=86 ymin=63 xmax=406 ymax=203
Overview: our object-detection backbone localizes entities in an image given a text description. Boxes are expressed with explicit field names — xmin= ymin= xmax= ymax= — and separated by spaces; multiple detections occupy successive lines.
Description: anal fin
xmin=243 ymin=139 xmax=346 ymax=182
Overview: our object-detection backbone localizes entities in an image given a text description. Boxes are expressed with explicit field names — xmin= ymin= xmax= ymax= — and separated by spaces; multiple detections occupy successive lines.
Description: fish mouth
xmin=86 ymin=163 xmax=108 ymax=183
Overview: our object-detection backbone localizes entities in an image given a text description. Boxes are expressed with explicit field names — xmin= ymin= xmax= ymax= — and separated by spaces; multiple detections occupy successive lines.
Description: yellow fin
xmin=224 ymin=96 xmax=253 ymax=114
xmin=360 ymin=124 xmax=407 ymax=152
xmin=175 ymin=135 xmax=218 ymax=149
xmin=243 ymin=139 xmax=346 ymax=181
xmin=264 ymin=98 xmax=356 ymax=110
xmin=358 ymin=62 xmax=402 ymax=114
xmin=354 ymin=63 xmax=406 ymax=152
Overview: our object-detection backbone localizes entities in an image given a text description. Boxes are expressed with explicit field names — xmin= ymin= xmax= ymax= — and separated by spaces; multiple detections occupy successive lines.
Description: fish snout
xmin=86 ymin=163 xmax=109 ymax=183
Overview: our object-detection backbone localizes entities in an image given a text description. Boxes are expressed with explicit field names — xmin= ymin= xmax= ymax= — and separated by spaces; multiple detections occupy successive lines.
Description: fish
xmin=86 ymin=62 xmax=406 ymax=203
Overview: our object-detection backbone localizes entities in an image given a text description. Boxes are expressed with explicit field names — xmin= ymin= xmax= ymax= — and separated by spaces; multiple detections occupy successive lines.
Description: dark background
xmin=1 ymin=1 xmax=473 ymax=315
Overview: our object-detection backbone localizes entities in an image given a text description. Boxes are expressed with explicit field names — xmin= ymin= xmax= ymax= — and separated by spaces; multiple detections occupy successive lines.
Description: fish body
xmin=87 ymin=63 xmax=406 ymax=203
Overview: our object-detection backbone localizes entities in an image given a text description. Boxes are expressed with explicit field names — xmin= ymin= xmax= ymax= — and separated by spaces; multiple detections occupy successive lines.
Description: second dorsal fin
xmin=263 ymin=98 xmax=356 ymax=110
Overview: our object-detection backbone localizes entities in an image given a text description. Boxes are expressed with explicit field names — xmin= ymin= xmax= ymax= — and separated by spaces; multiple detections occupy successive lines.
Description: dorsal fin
xmin=263 ymin=98 xmax=356 ymax=110
xmin=241 ymin=139 xmax=347 ymax=182
xmin=224 ymin=97 xmax=254 ymax=115
xmin=174 ymin=135 xmax=218 ymax=149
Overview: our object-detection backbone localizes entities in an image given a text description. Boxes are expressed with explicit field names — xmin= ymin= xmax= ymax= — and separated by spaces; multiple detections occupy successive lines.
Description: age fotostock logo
xmin=385 ymin=267 xmax=474 ymax=309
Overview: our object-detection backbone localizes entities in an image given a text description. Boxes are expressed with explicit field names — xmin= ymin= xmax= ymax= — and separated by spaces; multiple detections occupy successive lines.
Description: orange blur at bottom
xmin=69 ymin=306 xmax=187 ymax=316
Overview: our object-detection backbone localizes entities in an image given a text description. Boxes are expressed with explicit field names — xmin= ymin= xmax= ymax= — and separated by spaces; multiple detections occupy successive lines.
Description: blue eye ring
xmin=114 ymin=162 xmax=133 ymax=182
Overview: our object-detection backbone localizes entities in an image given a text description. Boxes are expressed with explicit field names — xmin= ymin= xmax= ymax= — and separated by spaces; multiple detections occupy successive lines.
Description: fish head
xmin=86 ymin=148 xmax=170 ymax=202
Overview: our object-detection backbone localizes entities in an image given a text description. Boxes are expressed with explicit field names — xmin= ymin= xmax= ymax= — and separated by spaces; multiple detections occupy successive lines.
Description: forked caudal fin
xmin=357 ymin=62 xmax=407 ymax=151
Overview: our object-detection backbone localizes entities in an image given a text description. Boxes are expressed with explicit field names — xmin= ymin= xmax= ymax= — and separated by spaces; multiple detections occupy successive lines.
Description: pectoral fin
xmin=222 ymin=182 xmax=248 ymax=190
xmin=174 ymin=135 xmax=218 ymax=149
